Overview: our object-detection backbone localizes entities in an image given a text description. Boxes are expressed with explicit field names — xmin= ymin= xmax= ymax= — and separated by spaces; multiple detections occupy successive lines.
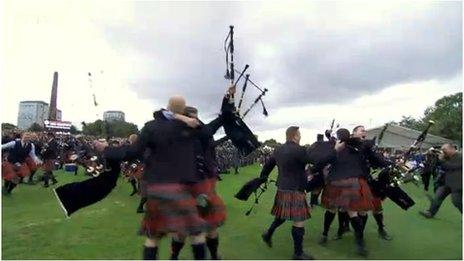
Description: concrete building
xmin=17 ymin=101 xmax=49 ymax=130
xmin=17 ymin=101 xmax=62 ymax=130
xmin=56 ymin=109 xmax=62 ymax=121
xmin=103 ymin=111 xmax=125 ymax=122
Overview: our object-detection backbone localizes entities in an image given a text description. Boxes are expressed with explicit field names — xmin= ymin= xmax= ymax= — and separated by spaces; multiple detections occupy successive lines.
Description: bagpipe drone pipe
xmin=221 ymin=25 xmax=271 ymax=157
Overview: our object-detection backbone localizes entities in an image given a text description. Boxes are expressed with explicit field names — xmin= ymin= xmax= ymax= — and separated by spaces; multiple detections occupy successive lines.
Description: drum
xmin=64 ymin=164 xmax=78 ymax=173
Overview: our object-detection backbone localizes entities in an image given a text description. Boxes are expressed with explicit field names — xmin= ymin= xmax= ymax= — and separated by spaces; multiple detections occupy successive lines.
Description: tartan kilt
xmin=42 ymin=159 xmax=55 ymax=172
xmin=2 ymin=162 xmax=28 ymax=182
xmin=271 ymin=190 xmax=310 ymax=221
xmin=372 ymin=197 xmax=383 ymax=212
xmin=139 ymin=183 xmax=208 ymax=238
xmin=25 ymin=157 xmax=38 ymax=173
xmin=321 ymin=177 xmax=374 ymax=212
xmin=188 ymin=178 xmax=227 ymax=230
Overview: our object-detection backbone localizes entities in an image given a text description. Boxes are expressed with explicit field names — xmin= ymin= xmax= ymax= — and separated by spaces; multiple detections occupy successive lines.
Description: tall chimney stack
xmin=48 ymin=72 xmax=58 ymax=120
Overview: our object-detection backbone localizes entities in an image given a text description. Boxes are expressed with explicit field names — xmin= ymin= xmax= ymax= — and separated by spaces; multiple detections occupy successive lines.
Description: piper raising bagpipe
xmin=221 ymin=25 xmax=269 ymax=156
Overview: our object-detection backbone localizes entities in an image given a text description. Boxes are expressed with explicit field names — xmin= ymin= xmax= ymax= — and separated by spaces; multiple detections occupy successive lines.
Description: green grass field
xmin=2 ymin=164 xmax=462 ymax=260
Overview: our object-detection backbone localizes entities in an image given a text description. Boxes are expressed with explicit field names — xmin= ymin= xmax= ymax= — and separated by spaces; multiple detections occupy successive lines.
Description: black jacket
xmin=194 ymin=116 xmax=224 ymax=179
xmin=442 ymin=152 xmax=462 ymax=192
xmin=104 ymin=110 xmax=218 ymax=184
xmin=259 ymin=141 xmax=312 ymax=192
xmin=327 ymin=139 xmax=389 ymax=182
xmin=7 ymin=140 xmax=32 ymax=163
xmin=42 ymin=139 xmax=59 ymax=160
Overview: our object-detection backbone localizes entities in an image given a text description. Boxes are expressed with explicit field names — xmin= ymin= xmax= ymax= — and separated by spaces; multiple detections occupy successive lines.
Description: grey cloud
xmin=94 ymin=1 xmax=462 ymax=127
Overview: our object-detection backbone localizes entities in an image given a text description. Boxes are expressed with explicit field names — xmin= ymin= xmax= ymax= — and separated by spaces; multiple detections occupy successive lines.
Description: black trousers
xmin=429 ymin=186 xmax=462 ymax=215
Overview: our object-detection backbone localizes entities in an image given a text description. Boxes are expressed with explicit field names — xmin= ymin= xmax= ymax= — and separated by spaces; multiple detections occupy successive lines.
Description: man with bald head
xmin=95 ymin=92 xmax=230 ymax=260
xmin=167 ymin=95 xmax=187 ymax=114
xmin=420 ymin=143 xmax=462 ymax=218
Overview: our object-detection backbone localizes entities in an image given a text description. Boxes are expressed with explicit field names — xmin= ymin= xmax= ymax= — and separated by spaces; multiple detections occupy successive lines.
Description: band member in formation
xmin=169 ymin=106 xmax=226 ymax=260
xmin=420 ymin=143 xmax=462 ymax=218
xmin=259 ymin=126 xmax=320 ymax=260
xmin=125 ymin=134 xmax=148 ymax=213
xmin=319 ymin=125 xmax=389 ymax=257
xmin=42 ymin=132 xmax=59 ymax=188
xmin=352 ymin=126 xmax=392 ymax=241
xmin=2 ymin=132 xmax=42 ymax=194
xmin=123 ymin=134 xmax=144 ymax=197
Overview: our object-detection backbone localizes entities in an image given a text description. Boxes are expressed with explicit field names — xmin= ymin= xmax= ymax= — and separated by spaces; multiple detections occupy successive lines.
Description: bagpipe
xmin=367 ymin=121 xmax=435 ymax=210
xmin=53 ymin=148 xmax=120 ymax=217
xmin=121 ymin=160 xmax=143 ymax=180
xmin=381 ymin=120 xmax=435 ymax=187
xmin=235 ymin=177 xmax=276 ymax=216
xmin=369 ymin=165 xmax=415 ymax=210
xmin=221 ymin=25 xmax=268 ymax=156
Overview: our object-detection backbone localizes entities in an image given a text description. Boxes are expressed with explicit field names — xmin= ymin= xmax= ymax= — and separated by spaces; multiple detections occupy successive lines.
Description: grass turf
xmin=2 ymin=164 xmax=462 ymax=260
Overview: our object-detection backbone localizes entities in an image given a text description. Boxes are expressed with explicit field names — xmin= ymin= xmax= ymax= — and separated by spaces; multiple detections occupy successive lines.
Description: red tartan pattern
xmin=321 ymin=177 xmax=375 ymax=212
xmin=271 ymin=190 xmax=311 ymax=221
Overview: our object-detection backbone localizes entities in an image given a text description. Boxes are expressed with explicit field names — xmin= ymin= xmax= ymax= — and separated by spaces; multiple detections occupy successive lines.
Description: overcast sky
xmin=1 ymin=1 xmax=462 ymax=144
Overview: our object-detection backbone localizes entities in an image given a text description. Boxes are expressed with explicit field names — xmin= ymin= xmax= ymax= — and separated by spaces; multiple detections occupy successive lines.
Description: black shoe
xmin=43 ymin=184 xmax=49 ymax=188
xmin=419 ymin=211 xmax=434 ymax=219
xmin=52 ymin=180 xmax=58 ymax=185
xmin=261 ymin=232 xmax=272 ymax=248
xmin=378 ymin=229 xmax=392 ymax=241
xmin=136 ymin=207 xmax=144 ymax=213
xmin=333 ymin=231 xmax=343 ymax=240
xmin=318 ymin=235 xmax=328 ymax=245
xmin=130 ymin=190 xmax=137 ymax=196
xmin=293 ymin=252 xmax=315 ymax=260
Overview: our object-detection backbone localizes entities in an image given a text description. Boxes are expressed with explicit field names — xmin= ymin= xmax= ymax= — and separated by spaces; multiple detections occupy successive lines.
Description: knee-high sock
xmin=44 ymin=171 xmax=51 ymax=185
xmin=138 ymin=197 xmax=147 ymax=209
xmin=339 ymin=211 xmax=350 ymax=230
xmin=338 ymin=211 xmax=348 ymax=233
xmin=7 ymin=182 xmax=17 ymax=193
xmin=29 ymin=170 xmax=36 ymax=181
xmin=143 ymin=246 xmax=158 ymax=260
xmin=266 ymin=218 xmax=285 ymax=237
xmin=291 ymin=226 xmax=305 ymax=256
xmin=51 ymin=173 xmax=57 ymax=183
xmin=373 ymin=213 xmax=384 ymax=230
xmin=130 ymin=179 xmax=137 ymax=193
xmin=350 ymin=216 xmax=364 ymax=247
xmin=323 ymin=211 xmax=336 ymax=236
xmin=360 ymin=214 xmax=368 ymax=231
xmin=206 ymin=236 xmax=219 ymax=260
xmin=191 ymin=243 xmax=206 ymax=260
xmin=310 ymin=193 xmax=319 ymax=205
xmin=4 ymin=180 xmax=11 ymax=190
xmin=170 ymin=239 xmax=185 ymax=259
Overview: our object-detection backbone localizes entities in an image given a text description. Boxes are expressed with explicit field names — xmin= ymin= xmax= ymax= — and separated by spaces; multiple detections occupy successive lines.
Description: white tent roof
xmin=366 ymin=124 xmax=454 ymax=150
